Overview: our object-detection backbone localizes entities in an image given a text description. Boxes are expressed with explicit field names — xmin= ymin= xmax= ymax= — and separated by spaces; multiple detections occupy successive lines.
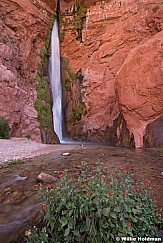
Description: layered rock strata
xmin=0 ymin=0 xmax=57 ymax=142
xmin=60 ymin=0 xmax=163 ymax=147
xmin=0 ymin=0 xmax=163 ymax=147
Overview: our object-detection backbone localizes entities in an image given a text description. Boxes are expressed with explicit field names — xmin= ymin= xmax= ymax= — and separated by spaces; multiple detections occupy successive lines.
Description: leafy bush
xmin=0 ymin=116 xmax=10 ymax=139
xmin=71 ymin=104 xmax=84 ymax=121
xmin=0 ymin=159 xmax=24 ymax=169
xmin=26 ymin=164 xmax=158 ymax=243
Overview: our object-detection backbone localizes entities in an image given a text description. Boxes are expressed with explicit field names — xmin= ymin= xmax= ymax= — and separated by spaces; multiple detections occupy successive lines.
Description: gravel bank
xmin=0 ymin=138 xmax=78 ymax=163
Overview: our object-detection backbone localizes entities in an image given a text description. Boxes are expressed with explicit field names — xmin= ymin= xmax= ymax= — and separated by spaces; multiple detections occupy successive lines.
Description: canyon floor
xmin=0 ymin=139 xmax=163 ymax=242
xmin=0 ymin=138 xmax=79 ymax=163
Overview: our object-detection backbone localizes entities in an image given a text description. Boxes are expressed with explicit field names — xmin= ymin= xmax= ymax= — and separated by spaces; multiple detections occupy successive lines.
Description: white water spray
xmin=49 ymin=20 xmax=63 ymax=142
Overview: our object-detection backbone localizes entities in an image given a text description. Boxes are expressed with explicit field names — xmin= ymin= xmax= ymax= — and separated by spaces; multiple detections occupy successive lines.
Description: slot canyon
xmin=0 ymin=0 xmax=163 ymax=148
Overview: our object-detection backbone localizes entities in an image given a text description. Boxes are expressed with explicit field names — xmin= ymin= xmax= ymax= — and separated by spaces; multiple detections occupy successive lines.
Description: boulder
xmin=37 ymin=172 xmax=57 ymax=183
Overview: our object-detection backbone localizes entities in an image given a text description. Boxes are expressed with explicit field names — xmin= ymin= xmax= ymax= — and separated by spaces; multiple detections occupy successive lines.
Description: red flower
xmin=58 ymin=171 xmax=64 ymax=179
xmin=83 ymin=182 xmax=87 ymax=187
xmin=123 ymin=191 xmax=127 ymax=195
xmin=108 ymin=190 xmax=112 ymax=195
xmin=100 ymin=175 xmax=103 ymax=179
xmin=87 ymin=191 xmax=92 ymax=195
xmin=127 ymin=221 xmax=131 ymax=227
xmin=41 ymin=204 xmax=46 ymax=213
xmin=144 ymin=182 xmax=147 ymax=186
xmin=58 ymin=173 xmax=64 ymax=179
xmin=121 ymin=168 xmax=126 ymax=173
xmin=46 ymin=184 xmax=51 ymax=189
xmin=114 ymin=192 xmax=117 ymax=197
xmin=103 ymin=179 xmax=107 ymax=185
xmin=149 ymin=182 xmax=153 ymax=187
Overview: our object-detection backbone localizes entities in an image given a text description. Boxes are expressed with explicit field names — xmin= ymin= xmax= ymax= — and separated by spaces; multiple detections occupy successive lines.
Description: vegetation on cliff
xmin=35 ymin=13 xmax=56 ymax=137
xmin=73 ymin=3 xmax=87 ymax=42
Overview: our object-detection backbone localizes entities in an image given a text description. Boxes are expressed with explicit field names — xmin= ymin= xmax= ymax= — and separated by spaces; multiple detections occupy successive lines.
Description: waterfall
xmin=49 ymin=20 xmax=63 ymax=142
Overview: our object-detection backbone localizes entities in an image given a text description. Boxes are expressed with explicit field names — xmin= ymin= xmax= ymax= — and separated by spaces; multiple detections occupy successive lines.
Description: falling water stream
xmin=49 ymin=20 xmax=63 ymax=142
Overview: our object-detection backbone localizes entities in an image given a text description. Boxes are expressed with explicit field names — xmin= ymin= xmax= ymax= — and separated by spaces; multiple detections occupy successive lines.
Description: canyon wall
xmin=0 ymin=0 xmax=163 ymax=147
xmin=0 ymin=0 xmax=58 ymax=143
xmin=60 ymin=0 xmax=163 ymax=147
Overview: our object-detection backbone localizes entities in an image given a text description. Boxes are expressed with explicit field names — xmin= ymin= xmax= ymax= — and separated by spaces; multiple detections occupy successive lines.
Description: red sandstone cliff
xmin=0 ymin=0 xmax=163 ymax=147
xmin=60 ymin=0 xmax=163 ymax=147
xmin=0 ymin=0 xmax=58 ymax=142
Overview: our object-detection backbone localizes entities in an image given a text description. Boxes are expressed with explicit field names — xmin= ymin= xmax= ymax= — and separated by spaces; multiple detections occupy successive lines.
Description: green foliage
xmin=35 ymin=75 xmax=52 ymax=128
xmin=0 ymin=116 xmax=10 ymax=139
xmin=60 ymin=30 xmax=65 ymax=42
xmin=35 ymin=12 xmax=56 ymax=129
xmin=157 ymin=147 xmax=163 ymax=153
xmin=25 ymin=164 xmax=158 ymax=243
xmin=0 ymin=159 xmax=24 ymax=169
xmin=73 ymin=3 xmax=87 ymax=31
xmin=71 ymin=104 xmax=84 ymax=121
xmin=73 ymin=3 xmax=87 ymax=41
xmin=25 ymin=227 xmax=52 ymax=243
xmin=64 ymin=78 xmax=71 ymax=91
xmin=45 ymin=12 xmax=57 ymax=51
xmin=61 ymin=57 xmax=77 ymax=81
xmin=61 ymin=57 xmax=82 ymax=94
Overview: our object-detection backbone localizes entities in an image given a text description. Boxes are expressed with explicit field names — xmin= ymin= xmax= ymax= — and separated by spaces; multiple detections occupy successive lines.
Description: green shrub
xmin=26 ymin=164 xmax=158 ymax=243
xmin=71 ymin=104 xmax=84 ymax=121
xmin=61 ymin=56 xmax=77 ymax=81
xmin=0 ymin=116 xmax=10 ymax=139
xmin=0 ymin=159 xmax=24 ymax=169
xmin=35 ymin=12 xmax=56 ymax=130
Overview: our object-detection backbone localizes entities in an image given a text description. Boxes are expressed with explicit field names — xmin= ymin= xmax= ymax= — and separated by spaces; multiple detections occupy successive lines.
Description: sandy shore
xmin=0 ymin=138 xmax=78 ymax=163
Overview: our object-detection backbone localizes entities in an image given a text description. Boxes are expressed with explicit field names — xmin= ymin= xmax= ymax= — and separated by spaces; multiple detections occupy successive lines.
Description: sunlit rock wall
xmin=1 ymin=0 xmax=163 ymax=147
xmin=60 ymin=0 xmax=163 ymax=147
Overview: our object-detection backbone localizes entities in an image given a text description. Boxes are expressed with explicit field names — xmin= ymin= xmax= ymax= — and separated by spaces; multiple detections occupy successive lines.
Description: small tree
xmin=0 ymin=116 xmax=10 ymax=139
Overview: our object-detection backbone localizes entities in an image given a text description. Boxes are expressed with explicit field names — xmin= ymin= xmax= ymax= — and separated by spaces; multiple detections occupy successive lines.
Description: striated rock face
xmin=1 ymin=0 xmax=163 ymax=147
xmin=0 ymin=0 xmax=57 ymax=142
xmin=116 ymin=30 xmax=163 ymax=148
xmin=60 ymin=0 xmax=163 ymax=147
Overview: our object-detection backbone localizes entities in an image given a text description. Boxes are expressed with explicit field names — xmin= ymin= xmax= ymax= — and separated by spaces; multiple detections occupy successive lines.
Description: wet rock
xmin=1 ymin=188 xmax=26 ymax=204
xmin=62 ymin=152 xmax=70 ymax=156
xmin=37 ymin=172 xmax=57 ymax=183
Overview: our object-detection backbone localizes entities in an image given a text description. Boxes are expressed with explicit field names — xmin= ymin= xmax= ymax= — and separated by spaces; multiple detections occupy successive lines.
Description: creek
xmin=0 ymin=144 xmax=163 ymax=242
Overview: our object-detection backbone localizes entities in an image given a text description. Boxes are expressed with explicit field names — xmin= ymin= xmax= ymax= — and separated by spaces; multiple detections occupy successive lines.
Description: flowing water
xmin=50 ymin=20 xmax=63 ymax=142
xmin=0 ymin=145 xmax=163 ymax=242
